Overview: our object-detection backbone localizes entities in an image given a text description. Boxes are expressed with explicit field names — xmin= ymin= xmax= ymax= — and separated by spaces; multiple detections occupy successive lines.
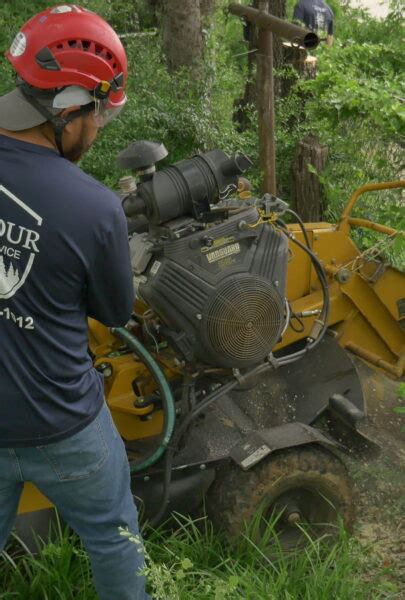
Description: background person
xmin=293 ymin=0 xmax=334 ymax=46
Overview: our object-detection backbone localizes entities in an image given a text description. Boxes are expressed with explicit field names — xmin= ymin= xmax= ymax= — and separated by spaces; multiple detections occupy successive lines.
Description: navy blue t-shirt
xmin=293 ymin=0 xmax=334 ymax=36
xmin=0 ymin=135 xmax=134 ymax=447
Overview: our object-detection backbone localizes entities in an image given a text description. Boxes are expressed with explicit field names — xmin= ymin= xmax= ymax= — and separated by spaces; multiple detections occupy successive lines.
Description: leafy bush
xmin=278 ymin=1 xmax=404 ymax=267
xmin=0 ymin=0 xmax=256 ymax=188
xmin=0 ymin=0 xmax=403 ymax=267
xmin=80 ymin=30 xmax=257 ymax=187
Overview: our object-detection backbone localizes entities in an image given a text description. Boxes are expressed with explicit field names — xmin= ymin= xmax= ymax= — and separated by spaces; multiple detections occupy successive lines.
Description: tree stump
xmin=200 ymin=0 xmax=216 ymax=16
xmin=280 ymin=44 xmax=318 ymax=98
xmin=291 ymin=134 xmax=328 ymax=222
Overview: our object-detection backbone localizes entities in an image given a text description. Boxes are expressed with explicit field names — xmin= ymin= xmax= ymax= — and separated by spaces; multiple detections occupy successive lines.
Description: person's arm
xmin=326 ymin=10 xmax=334 ymax=46
xmin=86 ymin=205 xmax=134 ymax=327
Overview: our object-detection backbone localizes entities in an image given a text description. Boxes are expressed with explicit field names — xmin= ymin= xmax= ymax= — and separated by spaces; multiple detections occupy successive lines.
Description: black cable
xmin=285 ymin=208 xmax=312 ymax=249
xmin=289 ymin=247 xmax=328 ymax=349
xmin=275 ymin=219 xmax=330 ymax=361
xmin=288 ymin=303 xmax=305 ymax=333
xmin=276 ymin=218 xmax=328 ymax=297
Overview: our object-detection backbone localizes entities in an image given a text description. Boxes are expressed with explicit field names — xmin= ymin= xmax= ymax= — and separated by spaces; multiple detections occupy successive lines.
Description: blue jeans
xmin=0 ymin=402 xmax=151 ymax=600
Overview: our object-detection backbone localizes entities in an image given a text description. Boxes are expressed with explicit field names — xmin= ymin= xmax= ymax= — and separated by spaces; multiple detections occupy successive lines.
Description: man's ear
xmin=59 ymin=105 xmax=82 ymax=133
xmin=59 ymin=105 xmax=82 ymax=118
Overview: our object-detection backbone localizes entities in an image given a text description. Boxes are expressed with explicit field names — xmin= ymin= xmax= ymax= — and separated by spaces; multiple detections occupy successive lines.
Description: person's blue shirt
xmin=0 ymin=135 xmax=134 ymax=447
xmin=293 ymin=0 xmax=334 ymax=36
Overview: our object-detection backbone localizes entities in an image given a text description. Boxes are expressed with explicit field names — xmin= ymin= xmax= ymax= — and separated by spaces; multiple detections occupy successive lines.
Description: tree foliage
xmin=0 ymin=0 xmax=403 ymax=266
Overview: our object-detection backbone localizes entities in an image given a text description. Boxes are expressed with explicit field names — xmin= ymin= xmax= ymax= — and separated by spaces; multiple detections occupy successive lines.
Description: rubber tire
xmin=206 ymin=444 xmax=354 ymax=543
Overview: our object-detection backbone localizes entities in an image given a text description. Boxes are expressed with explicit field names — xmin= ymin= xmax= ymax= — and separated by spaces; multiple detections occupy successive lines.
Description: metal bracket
xmin=328 ymin=393 xmax=381 ymax=452
xmin=229 ymin=422 xmax=341 ymax=471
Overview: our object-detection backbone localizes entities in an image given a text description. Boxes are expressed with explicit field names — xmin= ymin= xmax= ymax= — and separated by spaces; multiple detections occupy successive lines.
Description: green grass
xmin=0 ymin=513 xmax=400 ymax=600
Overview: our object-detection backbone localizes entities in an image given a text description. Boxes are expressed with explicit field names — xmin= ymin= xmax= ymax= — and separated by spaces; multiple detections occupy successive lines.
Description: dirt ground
xmin=345 ymin=365 xmax=405 ymax=593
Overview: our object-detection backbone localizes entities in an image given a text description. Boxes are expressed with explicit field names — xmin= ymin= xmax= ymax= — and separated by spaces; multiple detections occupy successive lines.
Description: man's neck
xmin=0 ymin=127 xmax=57 ymax=151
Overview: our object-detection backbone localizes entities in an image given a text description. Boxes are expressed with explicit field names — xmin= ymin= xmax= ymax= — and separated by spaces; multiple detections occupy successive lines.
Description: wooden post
xmin=257 ymin=2 xmax=276 ymax=194
xmin=228 ymin=3 xmax=319 ymax=196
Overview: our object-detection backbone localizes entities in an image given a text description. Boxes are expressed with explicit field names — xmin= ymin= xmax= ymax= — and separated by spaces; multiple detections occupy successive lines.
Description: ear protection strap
xmin=19 ymin=85 xmax=95 ymax=157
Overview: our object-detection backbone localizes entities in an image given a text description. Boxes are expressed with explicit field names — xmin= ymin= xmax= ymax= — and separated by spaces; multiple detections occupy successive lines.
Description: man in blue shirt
xmin=0 ymin=5 xmax=150 ymax=599
xmin=293 ymin=0 xmax=334 ymax=46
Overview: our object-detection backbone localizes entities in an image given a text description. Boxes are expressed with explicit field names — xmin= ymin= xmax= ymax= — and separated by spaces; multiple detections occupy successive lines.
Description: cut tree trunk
xmin=200 ymin=0 xmax=216 ymax=17
xmin=280 ymin=44 xmax=317 ymax=98
xmin=291 ymin=134 xmax=328 ymax=222
xmin=162 ymin=0 xmax=204 ymax=74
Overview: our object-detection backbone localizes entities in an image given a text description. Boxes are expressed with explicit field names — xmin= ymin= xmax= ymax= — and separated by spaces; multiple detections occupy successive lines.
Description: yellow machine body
xmin=17 ymin=181 xmax=405 ymax=515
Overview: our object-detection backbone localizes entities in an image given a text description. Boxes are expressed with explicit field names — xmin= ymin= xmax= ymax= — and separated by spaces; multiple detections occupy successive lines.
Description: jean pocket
xmin=38 ymin=413 xmax=109 ymax=481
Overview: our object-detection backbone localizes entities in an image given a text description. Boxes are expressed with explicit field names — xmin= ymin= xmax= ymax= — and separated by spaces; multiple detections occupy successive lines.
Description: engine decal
xmin=201 ymin=235 xmax=235 ymax=253
xmin=206 ymin=243 xmax=241 ymax=263
xmin=239 ymin=444 xmax=271 ymax=469
xmin=150 ymin=260 xmax=161 ymax=276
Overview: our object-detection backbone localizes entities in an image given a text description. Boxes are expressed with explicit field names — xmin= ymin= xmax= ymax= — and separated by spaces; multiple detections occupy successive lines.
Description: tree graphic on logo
xmin=0 ymin=256 xmax=20 ymax=296
xmin=0 ymin=184 xmax=42 ymax=300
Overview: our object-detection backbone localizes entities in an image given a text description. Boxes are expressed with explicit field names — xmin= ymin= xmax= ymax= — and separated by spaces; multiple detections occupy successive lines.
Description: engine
xmin=120 ymin=142 xmax=289 ymax=369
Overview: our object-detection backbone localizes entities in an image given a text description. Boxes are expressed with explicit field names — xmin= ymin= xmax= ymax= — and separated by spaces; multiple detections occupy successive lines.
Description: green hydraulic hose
xmin=110 ymin=327 xmax=176 ymax=473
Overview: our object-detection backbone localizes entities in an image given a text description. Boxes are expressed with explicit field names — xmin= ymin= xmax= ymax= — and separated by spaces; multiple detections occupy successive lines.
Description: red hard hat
xmin=6 ymin=4 xmax=127 ymax=108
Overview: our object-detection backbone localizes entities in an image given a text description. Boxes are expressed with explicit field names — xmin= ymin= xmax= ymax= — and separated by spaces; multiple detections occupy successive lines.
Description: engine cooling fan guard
xmin=200 ymin=275 xmax=285 ymax=367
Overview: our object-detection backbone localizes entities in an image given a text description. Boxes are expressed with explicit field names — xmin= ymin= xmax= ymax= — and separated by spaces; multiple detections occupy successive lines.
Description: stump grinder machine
xmin=17 ymin=142 xmax=405 ymax=546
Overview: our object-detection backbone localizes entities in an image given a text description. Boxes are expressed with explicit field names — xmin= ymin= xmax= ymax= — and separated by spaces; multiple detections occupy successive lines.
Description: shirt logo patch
xmin=0 ymin=185 xmax=42 ymax=300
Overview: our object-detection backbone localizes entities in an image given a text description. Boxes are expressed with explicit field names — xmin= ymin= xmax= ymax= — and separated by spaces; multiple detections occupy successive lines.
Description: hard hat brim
xmin=0 ymin=87 xmax=47 ymax=131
